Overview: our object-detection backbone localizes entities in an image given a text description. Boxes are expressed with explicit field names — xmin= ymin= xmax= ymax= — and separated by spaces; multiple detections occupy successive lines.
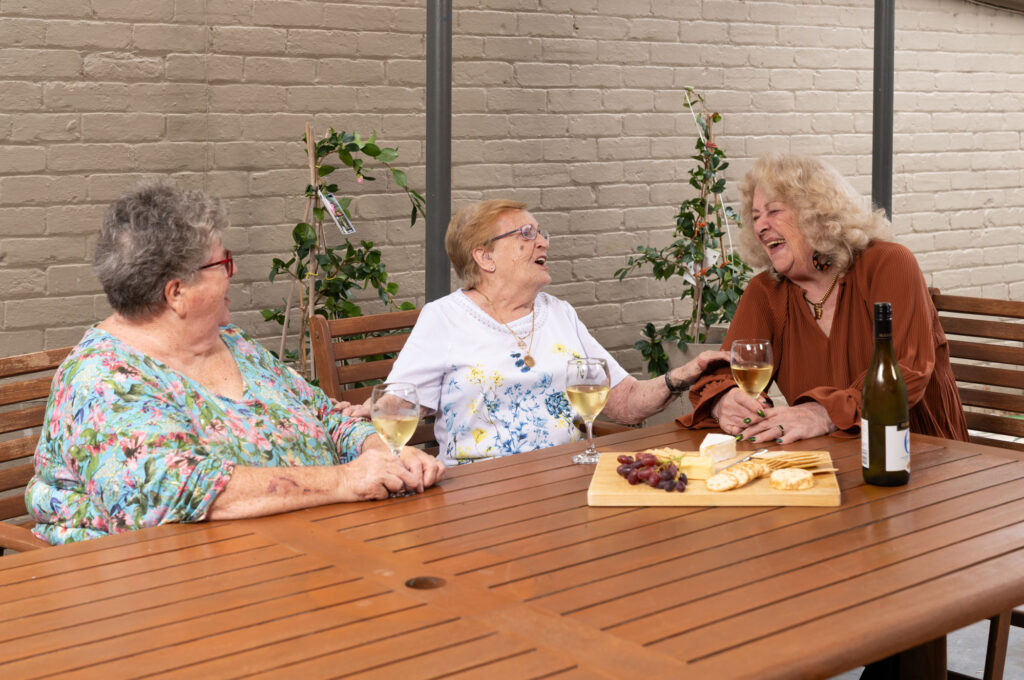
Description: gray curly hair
xmin=737 ymin=154 xmax=891 ymax=278
xmin=93 ymin=179 xmax=228 ymax=318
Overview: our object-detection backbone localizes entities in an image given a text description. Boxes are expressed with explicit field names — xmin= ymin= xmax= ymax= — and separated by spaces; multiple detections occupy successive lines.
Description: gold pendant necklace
xmin=477 ymin=289 xmax=536 ymax=367
xmin=803 ymin=271 xmax=841 ymax=320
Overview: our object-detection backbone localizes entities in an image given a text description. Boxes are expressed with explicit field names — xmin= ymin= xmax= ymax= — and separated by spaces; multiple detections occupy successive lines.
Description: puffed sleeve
xmin=27 ymin=363 xmax=237 ymax=537
xmin=386 ymin=302 xmax=450 ymax=413
xmin=236 ymin=329 xmax=378 ymax=462
xmin=793 ymin=243 xmax=939 ymax=432
xmin=681 ymin=274 xmax=780 ymax=428
xmin=281 ymin=363 xmax=378 ymax=462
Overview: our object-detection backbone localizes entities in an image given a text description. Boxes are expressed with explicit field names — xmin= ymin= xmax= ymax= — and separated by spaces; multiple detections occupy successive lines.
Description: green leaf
xmin=377 ymin=147 xmax=399 ymax=163
xmin=293 ymin=222 xmax=317 ymax=246
xmin=318 ymin=164 xmax=335 ymax=176
xmin=363 ymin=143 xmax=381 ymax=157
xmin=391 ymin=168 xmax=407 ymax=188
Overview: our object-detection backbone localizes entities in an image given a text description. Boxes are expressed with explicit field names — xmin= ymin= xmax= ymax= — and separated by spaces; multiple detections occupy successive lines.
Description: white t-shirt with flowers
xmin=387 ymin=289 xmax=629 ymax=466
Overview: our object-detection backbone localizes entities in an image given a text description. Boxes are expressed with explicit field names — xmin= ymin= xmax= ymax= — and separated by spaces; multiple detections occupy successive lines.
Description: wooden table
xmin=3 ymin=424 xmax=1024 ymax=679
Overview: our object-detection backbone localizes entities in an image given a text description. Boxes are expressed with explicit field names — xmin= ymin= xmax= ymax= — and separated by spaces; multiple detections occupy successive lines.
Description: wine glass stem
xmin=585 ymin=419 xmax=596 ymax=453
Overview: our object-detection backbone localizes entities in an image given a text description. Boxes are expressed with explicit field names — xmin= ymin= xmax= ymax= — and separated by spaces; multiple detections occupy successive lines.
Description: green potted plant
xmin=616 ymin=87 xmax=752 ymax=377
xmin=262 ymin=126 xmax=425 ymax=378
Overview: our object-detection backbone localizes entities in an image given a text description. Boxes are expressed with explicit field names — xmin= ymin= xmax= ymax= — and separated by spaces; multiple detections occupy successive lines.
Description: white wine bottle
xmin=861 ymin=302 xmax=910 ymax=486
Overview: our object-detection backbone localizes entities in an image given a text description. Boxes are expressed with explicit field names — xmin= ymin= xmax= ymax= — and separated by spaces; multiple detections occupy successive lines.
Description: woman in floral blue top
xmin=27 ymin=180 xmax=445 ymax=544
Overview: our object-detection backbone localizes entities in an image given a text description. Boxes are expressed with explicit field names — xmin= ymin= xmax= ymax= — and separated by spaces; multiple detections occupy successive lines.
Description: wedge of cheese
xmin=700 ymin=433 xmax=737 ymax=463
xmin=676 ymin=453 xmax=714 ymax=480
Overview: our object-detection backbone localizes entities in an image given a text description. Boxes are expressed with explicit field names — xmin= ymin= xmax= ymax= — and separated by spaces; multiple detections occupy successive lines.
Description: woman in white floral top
xmin=347 ymin=200 xmax=730 ymax=466
xmin=27 ymin=180 xmax=444 ymax=544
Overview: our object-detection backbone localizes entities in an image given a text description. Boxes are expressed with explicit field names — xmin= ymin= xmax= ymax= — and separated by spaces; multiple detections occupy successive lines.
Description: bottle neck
xmin=874 ymin=317 xmax=892 ymax=342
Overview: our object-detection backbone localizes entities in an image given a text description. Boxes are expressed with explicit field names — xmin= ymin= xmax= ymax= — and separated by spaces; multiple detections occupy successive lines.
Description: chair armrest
xmin=0 ymin=522 xmax=50 ymax=553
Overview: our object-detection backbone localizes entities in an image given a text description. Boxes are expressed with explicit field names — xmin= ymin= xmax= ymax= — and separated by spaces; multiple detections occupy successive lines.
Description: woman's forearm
xmin=206 ymin=439 xmax=426 ymax=520
xmin=604 ymin=373 xmax=679 ymax=424
xmin=205 ymin=465 xmax=347 ymax=520
xmin=603 ymin=349 xmax=732 ymax=424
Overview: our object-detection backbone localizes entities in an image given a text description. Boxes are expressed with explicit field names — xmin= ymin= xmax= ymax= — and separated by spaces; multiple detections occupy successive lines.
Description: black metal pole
xmin=425 ymin=0 xmax=452 ymax=301
xmin=872 ymin=0 xmax=894 ymax=219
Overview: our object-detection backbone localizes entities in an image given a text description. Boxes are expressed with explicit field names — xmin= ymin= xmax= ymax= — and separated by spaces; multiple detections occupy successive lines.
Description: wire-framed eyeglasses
xmin=198 ymin=250 xmax=234 ymax=278
xmin=483 ymin=223 xmax=549 ymax=245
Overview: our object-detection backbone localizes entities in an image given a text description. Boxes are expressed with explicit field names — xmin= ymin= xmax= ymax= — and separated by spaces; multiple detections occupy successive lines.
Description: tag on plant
xmin=318 ymin=189 xmax=356 ymax=235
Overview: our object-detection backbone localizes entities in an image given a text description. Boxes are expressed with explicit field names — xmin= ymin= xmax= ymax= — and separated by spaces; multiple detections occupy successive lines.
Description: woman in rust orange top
xmin=683 ymin=154 xmax=968 ymax=444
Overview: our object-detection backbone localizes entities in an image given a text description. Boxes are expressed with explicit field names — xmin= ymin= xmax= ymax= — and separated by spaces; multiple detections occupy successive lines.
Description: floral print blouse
xmin=26 ymin=325 xmax=377 ymax=545
xmin=386 ymin=290 xmax=629 ymax=466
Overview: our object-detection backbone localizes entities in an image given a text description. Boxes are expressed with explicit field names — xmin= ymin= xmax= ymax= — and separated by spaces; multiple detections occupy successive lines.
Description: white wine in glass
xmin=370 ymin=382 xmax=420 ymax=456
xmin=730 ymin=339 xmax=773 ymax=399
xmin=566 ymin=358 xmax=611 ymax=465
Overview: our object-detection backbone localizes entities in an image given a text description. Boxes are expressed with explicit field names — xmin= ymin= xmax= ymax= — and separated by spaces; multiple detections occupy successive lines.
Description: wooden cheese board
xmin=587 ymin=450 xmax=841 ymax=507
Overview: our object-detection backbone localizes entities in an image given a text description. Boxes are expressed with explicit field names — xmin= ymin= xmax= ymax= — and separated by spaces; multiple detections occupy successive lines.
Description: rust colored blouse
xmin=680 ymin=241 xmax=969 ymax=441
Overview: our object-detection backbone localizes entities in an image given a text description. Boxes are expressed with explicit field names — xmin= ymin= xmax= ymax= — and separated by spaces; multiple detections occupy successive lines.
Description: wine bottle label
xmin=861 ymin=419 xmax=910 ymax=472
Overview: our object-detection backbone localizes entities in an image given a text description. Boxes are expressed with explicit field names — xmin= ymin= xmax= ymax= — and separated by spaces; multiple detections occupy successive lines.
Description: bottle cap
xmin=874 ymin=302 xmax=892 ymax=322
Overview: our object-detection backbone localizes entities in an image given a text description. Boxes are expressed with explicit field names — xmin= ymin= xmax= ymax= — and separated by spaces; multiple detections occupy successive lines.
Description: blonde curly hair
xmin=737 ymin=154 xmax=891 ymax=277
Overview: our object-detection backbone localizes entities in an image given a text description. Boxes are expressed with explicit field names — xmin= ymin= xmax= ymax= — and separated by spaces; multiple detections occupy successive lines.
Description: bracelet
xmin=664 ymin=372 xmax=689 ymax=396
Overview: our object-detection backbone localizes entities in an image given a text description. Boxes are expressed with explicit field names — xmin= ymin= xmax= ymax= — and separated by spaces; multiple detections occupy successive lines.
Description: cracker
xmin=729 ymin=465 xmax=755 ymax=487
xmin=742 ymin=461 xmax=771 ymax=478
xmin=769 ymin=468 xmax=815 ymax=491
xmin=705 ymin=471 xmax=739 ymax=492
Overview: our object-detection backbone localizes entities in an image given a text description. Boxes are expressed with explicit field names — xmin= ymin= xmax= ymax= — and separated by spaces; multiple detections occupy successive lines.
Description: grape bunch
xmin=615 ymin=453 xmax=688 ymax=492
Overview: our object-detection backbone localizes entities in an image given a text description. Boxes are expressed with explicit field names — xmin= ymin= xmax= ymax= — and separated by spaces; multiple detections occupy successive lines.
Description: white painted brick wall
xmin=0 ymin=0 xmax=1021 ymax=376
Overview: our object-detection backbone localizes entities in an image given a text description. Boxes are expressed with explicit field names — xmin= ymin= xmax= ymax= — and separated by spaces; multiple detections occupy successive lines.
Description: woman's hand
xmin=739 ymin=402 xmax=837 ymax=444
xmin=712 ymin=387 xmax=768 ymax=438
xmin=398 ymin=447 xmax=447 ymax=492
xmin=335 ymin=397 xmax=371 ymax=418
xmin=342 ymin=440 xmax=421 ymax=500
xmin=714 ymin=391 xmax=837 ymax=445
xmin=669 ymin=350 xmax=730 ymax=388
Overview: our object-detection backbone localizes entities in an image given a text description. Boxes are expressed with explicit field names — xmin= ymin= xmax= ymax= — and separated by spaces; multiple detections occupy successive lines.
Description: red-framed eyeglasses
xmin=198 ymin=250 xmax=234 ymax=278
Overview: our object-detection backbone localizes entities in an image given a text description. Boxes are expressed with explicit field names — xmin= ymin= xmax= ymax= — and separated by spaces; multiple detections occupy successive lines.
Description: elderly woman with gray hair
xmin=26 ymin=180 xmax=445 ymax=545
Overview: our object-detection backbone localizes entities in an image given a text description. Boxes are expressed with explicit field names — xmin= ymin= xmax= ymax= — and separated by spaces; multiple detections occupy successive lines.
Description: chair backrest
xmin=0 ymin=346 xmax=73 ymax=552
xmin=930 ymin=289 xmax=1024 ymax=452
xmin=309 ymin=310 xmax=436 ymax=449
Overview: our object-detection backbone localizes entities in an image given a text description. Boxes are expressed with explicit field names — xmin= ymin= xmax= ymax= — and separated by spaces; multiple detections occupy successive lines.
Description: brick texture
xmin=1 ymin=0 xmax=1022 ymax=380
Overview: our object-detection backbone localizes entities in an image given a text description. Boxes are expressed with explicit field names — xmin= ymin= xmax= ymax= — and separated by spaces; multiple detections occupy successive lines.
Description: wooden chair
xmin=0 ymin=346 xmax=73 ymax=555
xmin=929 ymin=289 xmax=1024 ymax=680
xmin=930 ymin=289 xmax=1024 ymax=452
xmin=309 ymin=310 xmax=437 ymax=448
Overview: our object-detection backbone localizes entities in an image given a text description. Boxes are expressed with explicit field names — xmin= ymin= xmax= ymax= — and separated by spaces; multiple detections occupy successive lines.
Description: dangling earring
xmin=812 ymin=252 xmax=832 ymax=272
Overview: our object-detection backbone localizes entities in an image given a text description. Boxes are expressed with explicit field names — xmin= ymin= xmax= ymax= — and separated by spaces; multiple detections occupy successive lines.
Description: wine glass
xmin=566 ymin=358 xmax=611 ymax=465
xmin=369 ymin=382 xmax=420 ymax=456
xmin=730 ymin=339 xmax=773 ymax=400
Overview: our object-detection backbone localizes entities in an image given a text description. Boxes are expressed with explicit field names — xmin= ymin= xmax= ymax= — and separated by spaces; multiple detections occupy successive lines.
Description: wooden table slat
xmin=0 ymin=549 xmax=325 ymax=642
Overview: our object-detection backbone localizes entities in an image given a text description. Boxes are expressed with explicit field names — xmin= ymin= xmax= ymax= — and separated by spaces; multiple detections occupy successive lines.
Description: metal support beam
xmin=425 ymin=0 xmax=452 ymax=301
xmin=872 ymin=0 xmax=895 ymax=219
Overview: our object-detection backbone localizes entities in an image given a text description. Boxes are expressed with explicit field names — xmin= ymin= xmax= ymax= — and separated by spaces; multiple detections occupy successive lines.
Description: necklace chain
xmin=477 ymin=289 xmax=536 ymax=366
xmin=803 ymin=272 xmax=841 ymax=320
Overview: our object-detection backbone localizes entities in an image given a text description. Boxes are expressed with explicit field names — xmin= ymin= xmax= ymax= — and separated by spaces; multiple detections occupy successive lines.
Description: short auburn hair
xmin=445 ymin=199 xmax=527 ymax=289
